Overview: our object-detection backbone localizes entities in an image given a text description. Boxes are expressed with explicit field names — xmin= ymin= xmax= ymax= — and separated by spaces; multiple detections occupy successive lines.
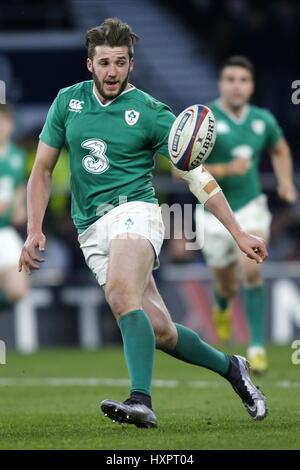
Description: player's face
xmin=87 ymin=46 xmax=133 ymax=101
xmin=0 ymin=113 xmax=13 ymax=144
xmin=219 ymin=66 xmax=254 ymax=109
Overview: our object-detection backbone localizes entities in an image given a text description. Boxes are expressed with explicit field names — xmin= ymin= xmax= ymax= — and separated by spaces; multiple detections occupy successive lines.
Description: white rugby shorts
xmin=78 ymin=201 xmax=165 ymax=286
xmin=196 ymin=194 xmax=271 ymax=268
xmin=0 ymin=226 xmax=23 ymax=270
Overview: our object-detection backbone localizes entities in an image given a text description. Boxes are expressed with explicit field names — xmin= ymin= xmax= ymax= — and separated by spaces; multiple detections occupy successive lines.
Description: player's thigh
xmin=0 ymin=266 xmax=28 ymax=300
xmin=142 ymin=275 xmax=177 ymax=348
xmin=106 ymin=234 xmax=155 ymax=300
xmin=106 ymin=201 xmax=165 ymax=309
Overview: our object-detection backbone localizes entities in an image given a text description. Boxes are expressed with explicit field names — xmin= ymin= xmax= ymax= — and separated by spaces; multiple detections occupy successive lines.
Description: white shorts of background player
xmin=0 ymin=226 xmax=24 ymax=271
xmin=196 ymin=194 xmax=271 ymax=269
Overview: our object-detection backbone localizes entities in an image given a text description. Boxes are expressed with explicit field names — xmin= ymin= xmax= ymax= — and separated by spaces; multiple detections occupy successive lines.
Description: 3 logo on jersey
xmin=231 ymin=145 xmax=253 ymax=161
xmin=81 ymin=139 xmax=109 ymax=174
xmin=81 ymin=109 xmax=140 ymax=174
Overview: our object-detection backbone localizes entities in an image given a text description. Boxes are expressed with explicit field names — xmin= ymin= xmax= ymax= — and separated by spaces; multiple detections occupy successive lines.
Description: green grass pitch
xmin=0 ymin=345 xmax=299 ymax=449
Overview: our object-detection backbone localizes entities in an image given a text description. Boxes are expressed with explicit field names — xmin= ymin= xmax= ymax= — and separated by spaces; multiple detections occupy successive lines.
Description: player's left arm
xmin=175 ymin=165 xmax=268 ymax=263
xmin=270 ymin=137 xmax=298 ymax=203
xmin=11 ymin=184 xmax=26 ymax=226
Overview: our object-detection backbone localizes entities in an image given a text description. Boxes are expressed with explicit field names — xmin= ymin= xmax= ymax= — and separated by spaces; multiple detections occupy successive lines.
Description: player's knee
xmin=243 ymin=269 xmax=262 ymax=288
xmin=154 ymin=322 xmax=178 ymax=350
xmin=6 ymin=286 xmax=27 ymax=303
xmin=105 ymin=283 xmax=139 ymax=317
xmin=217 ymin=283 xmax=238 ymax=300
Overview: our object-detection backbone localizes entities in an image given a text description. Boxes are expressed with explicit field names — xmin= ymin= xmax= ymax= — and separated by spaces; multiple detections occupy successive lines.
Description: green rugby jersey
xmin=40 ymin=80 xmax=175 ymax=233
xmin=206 ymin=100 xmax=282 ymax=211
xmin=0 ymin=143 xmax=25 ymax=228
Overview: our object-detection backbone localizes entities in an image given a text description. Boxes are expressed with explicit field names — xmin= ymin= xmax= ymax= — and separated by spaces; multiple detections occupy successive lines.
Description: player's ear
xmin=250 ymin=79 xmax=255 ymax=96
xmin=87 ymin=58 xmax=93 ymax=73
xmin=129 ymin=58 xmax=134 ymax=73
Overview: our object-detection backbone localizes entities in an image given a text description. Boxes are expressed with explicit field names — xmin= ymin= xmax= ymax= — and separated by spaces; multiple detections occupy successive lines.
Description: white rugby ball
xmin=168 ymin=104 xmax=216 ymax=171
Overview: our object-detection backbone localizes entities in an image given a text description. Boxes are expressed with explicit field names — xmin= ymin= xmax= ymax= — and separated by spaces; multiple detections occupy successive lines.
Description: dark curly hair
xmin=85 ymin=17 xmax=139 ymax=59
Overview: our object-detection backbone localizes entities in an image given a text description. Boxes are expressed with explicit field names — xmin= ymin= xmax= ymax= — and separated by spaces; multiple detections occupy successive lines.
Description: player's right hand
xmin=19 ymin=232 xmax=46 ymax=275
xmin=235 ymin=231 xmax=268 ymax=264
xmin=228 ymin=158 xmax=250 ymax=176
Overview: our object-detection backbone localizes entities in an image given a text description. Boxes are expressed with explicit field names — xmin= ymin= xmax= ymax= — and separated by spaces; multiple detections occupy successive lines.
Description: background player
xmin=19 ymin=20 xmax=268 ymax=428
xmin=197 ymin=56 xmax=298 ymax=373
xmin=0 ymin=105 xmax=28 ymax=312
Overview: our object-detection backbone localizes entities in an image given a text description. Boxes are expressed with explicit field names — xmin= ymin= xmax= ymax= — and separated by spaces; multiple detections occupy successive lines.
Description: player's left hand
xmin=277 ymin=181 xmax=298 ymax=204
xmin=19 ymin=231 xmax=46 ymax=275
xmin=235 ymin=231 xmax=268 ymax=264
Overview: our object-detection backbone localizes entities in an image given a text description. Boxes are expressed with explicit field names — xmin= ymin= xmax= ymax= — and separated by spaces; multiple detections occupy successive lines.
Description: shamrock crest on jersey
xmin=125 ymin=217 xmax=134 ymax=229
xmin=251 ymin=119 xmax=266 ymax=135
xmin=125 ymin=109 xmax=140 ymax=126
xmin=81 ymin=139 xmax=110 ymax=174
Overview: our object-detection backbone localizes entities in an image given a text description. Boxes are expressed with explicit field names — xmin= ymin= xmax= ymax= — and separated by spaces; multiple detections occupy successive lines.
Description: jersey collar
xmin=215 ymin=99 xmax=250 ymax=125
xmin=92 ymin=83 xmax=136 ymax=108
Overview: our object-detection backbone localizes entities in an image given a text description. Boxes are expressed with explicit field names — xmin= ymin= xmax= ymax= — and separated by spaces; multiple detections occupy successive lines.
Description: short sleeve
xmin=264 ymin=110 xmax=282 ymax=149
xmin=151 ymin=104 xmax=176 ymax=159
xmin=39 ymin=91 xmax=66 ymax=149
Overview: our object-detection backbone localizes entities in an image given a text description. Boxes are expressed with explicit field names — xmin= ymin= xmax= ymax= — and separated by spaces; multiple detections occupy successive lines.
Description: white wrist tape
xmin=174 ymin=165 xmax=222 ymax=204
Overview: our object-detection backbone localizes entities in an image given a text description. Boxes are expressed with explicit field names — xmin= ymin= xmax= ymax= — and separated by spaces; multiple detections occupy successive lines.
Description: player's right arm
xmin=174 ymin=165 xmax=267 ymax=263
xmin=19 ymin=141 xmax=60 ymax=274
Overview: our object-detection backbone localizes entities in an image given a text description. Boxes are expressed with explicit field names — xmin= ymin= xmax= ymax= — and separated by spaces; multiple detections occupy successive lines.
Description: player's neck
xmin=94 ymin=83 xmax=133 ymax=105
xmin=218 ymin=99 xmax=248 ymax=119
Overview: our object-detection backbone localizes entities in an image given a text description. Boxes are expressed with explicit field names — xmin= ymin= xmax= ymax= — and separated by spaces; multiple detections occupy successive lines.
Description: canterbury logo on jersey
xmin=69 ymin=99 xmax=84 ymax=112
xmin=81 ymin=138 xmax=110 ymax=174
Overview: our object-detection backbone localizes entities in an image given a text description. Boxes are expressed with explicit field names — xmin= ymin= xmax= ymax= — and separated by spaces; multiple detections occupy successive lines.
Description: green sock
xmin=118 ymin=309 xmax=155 ymax=396
xmin=214 ymin=290 xmax=229 ymax=312
xmin=243 ymin=284 xmax=266 ymax=347
xmin=165 ymin=323 xmax=230 ymax=375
